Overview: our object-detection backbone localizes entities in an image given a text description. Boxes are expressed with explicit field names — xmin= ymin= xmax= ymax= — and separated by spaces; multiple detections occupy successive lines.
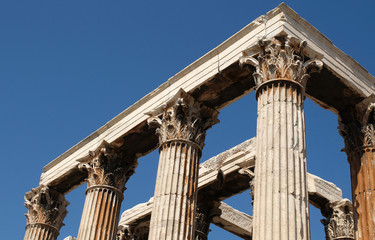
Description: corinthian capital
xmin=239 ymin=35 xmax=323 ymax=88
xmin=78 ymin=141 xmax=137 ymax=192
xmin=24 ymin=185 xmax=69 ymax=230
xmin=356 ymin=94 xmax=375 ymax=147
xmin=339 ymin=95 xmax=375 ymax=151
xmin=321 ymin=199 xmax=354 ymax=240
xmin=147 ymin=89 xmax=219 ymax=149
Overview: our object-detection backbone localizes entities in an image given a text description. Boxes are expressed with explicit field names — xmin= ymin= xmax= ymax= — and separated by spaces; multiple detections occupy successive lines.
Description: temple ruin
xmin=24 ymin=3 xmax=375 ymax=240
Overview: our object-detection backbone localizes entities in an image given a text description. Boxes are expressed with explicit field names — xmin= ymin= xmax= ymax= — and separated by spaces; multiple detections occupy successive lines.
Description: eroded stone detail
xmin=116 ymin=225 xmax=132 ymax=240
xmin=147 ymin=89 xmax=219 ymax=149
xmin=359 ymin=100 xmax=375 ymax=147
xmin=117 ymin=225 xmax=149 ymax=240
xmin=195 ymin=208 xmax=211 ymax=240
xmin=313 ymin=177 xmax=342 ymax=203
xmin=238 ymin=167 xmax=255 ymax=205
xmin=339 ymin=95 xmax=375 ymax=151
xmin=239 ymin=35 xmax=323 ymax=88
xmin=201 ymin=138 xmax=255 ymax=170
xmin=78 ymin=141 xmax=137 ymax=192
xmin=25 ymin=185 xmax=69 ymax=230
xmin=218 ymin=202 xmax=252 ymax=231
xmin=321 ymin=199 xmax=354 ymax=240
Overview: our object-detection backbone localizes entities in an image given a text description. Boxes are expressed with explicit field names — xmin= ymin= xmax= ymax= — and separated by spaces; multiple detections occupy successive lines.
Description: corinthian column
xmin=147 ymin=89 xmax=219 ymax=240
xmin=77 ymin=141 xmax=137 ymax=240
xmin=339 ymin=95 xmax=375 ymax=240
xmin=240 ymin=36 xmax=323 ymax=240
xmin=24 ymin=185 xmax=69 ymax=240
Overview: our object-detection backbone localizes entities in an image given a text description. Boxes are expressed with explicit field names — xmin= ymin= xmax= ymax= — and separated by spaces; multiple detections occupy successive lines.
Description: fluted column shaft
xmin=24 ymin=185 xmax=69 ymax=240
xmin=348 ymin=148 xmax=375 ymax=240
xmin=77 ymin=186 xmax=123 ymax=240
xmin=147 ymin=89 xmax=219 ymax=240
xmin=253 ymin=80 xmax=309 ymax=240
xmin=148 ymin=140 xmax=200 ymax=239
xmin=24 ymin=224 xmax=59 ymax=240
xmin=77 ymin=141 xmax=137 ymax=240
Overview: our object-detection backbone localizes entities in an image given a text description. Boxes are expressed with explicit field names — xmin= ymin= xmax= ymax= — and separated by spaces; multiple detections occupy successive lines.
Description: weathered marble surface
xmin=146 ymin=90 xmax=219 ymax=240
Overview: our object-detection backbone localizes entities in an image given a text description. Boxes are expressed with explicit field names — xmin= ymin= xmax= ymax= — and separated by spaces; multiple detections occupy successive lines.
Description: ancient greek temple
xmin=23 ymin=3 xmax=375 ymax=240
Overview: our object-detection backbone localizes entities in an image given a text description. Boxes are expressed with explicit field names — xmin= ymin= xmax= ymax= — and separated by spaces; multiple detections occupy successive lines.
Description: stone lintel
xmin=210 ymin=202 xmax=252 ymax=239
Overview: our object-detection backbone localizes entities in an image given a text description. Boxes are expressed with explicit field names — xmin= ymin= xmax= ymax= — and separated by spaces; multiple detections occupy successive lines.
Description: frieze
xmin=314 ymin=178 xmax=342 ymax=203
xmin=218 ymin=202 xmax=252 ymax=230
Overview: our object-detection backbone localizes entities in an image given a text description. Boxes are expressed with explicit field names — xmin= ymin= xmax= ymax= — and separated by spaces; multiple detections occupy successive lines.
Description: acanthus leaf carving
xmin=24 ymin=185 xmax=69 ymax=231
xmin=147 ymin=89 xmax=219 ymax=149
xmin=321 ymin=199 xmax=354 ymax=240
xmin=339 ymin=96 xmax=375 ymax=152
xmin=238 ymin=167 xmax=255 ymax=205
xmin=361 ymin=123 xmax=375 ymax=147
xmin=78 ymin=141 xmax=137 ymax=192
xmin=359 ymin=99 xmax=375 ymax=147
xmin=338 ymin=117 xmax=361 ymax=153
xmin=239 ymin=36 xmax=323 ymax=89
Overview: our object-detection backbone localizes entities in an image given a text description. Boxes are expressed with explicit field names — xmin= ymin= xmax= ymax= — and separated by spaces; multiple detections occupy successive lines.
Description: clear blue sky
xmin=1 ymin=1 xmax=374 ymax=239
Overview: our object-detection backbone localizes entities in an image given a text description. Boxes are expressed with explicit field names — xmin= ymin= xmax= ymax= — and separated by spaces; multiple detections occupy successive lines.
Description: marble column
xmin=147 ymin=89 xmax=219 ymax=240
xmin=77 ymin=141 xmax=137 ymax=240
xmin=339 ymin=95 xmax=375 ymax=240
xmin=24 ymin=185 xmax=69 ymax=240
xmin=321 ymin=199 xmax=354 ymax=240
xmin=240 ymin=36 xmax=323 ymax=240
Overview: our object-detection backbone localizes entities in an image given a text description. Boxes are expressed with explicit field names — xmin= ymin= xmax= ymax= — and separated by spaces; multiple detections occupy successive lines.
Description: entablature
xmin=39 ymin=3 xmax=374 ymax=193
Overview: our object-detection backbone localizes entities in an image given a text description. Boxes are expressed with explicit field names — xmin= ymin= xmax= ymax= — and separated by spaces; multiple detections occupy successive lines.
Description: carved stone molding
xmin=24 ymin=185 xmax=69 ymax=231
xmin=239 ymin=35 xmax=323 ymax=90
xmin=321 ymin=199 xmax=354 ymax=240
xmin=78 ymin=141 xmax=137 ymax=192
xmin=147 ymin=89 xmax=219 ymax=150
